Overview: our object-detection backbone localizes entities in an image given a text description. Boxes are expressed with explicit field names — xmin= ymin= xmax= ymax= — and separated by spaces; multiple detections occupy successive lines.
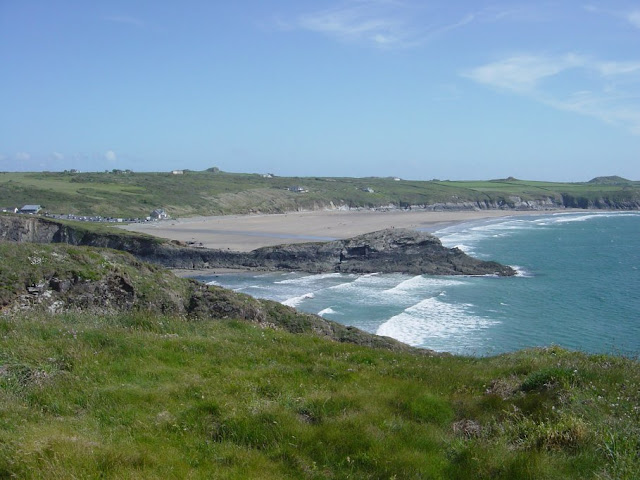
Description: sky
xmin=1 ymin=0 xmax=639 ymax=181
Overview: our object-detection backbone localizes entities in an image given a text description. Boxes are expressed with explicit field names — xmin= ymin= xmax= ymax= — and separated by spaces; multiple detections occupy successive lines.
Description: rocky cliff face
xmin=0 ymin=216 xmax=515 ymax=276
xmin=244 ymin=229 xmax=514 ymax=276
xmin=1 ymin=242 xmax=428 ymax=355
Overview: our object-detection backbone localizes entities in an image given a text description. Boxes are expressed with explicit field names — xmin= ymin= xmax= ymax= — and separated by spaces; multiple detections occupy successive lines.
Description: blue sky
xmin=1 ymin=0 xmax=639 ymax=181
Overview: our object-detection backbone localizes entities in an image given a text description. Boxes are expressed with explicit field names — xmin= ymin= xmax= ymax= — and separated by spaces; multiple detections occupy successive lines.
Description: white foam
xmin=233 ymin=284 xmax=265 ymax=292
xmin=275 ymin=273 xmax=342 ymax=285
xmin=318 ymin=307 xmax=339 ymax=317
xmin=206 ymin=280 xmax=220 ymax=286
xmin=327 ymin=281 xmax=356 ymax=291
xmin=452 ymin=244 xmax=473 ymax=253
xmin=511 ymin=265 xmax=534 ymax=277
xmin=552 ymin=214 xmax=599 ymax=223
xmin=376 ymin=297 xmax=498 ymax=347
xmin=438 ymin=218 xmax=539 ymax=250
xmin=550 ymin=212 xmax=640 ymax=224
xmin=281 ymin=292 xmax=315 ymax=307
xmin=384 ymin=275 xmax=464 ymax=295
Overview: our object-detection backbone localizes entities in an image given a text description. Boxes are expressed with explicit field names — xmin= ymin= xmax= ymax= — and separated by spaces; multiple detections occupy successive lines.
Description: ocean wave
xmin=376 ymin=297 xmax=498 ymax=348
xmin=282 ymin=292 xmax=315 ymax=307
xmin=384 ymin=275 xmax=465 ymax=295
xmin=328 ymin=281 xmax=357 ymax=291
xmin=511 ymin=265 xmax=534 ymax=277
xmin=438 ymin=218 xmax=540 ymax=249
xmin=275 ymin=272 xmax=342 ymax=285
xmin=318 ymin=307 xmax=339 ymax=317
xmin=232 ymin=284 xmax=265 ymax=292
xmin=206 ymin=280 xmax=220 ymax=286
xmin=451 ymin=243 xmax=473 ymax=253
xmin=549 ymin=212 xmax=640 ymax=224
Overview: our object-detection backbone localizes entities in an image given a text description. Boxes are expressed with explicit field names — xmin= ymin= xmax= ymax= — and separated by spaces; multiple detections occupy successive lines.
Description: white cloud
xmin=596 ymin=61 xmax=640 ymax=76
xmin=464 ymin=54 xmax=586 ymax=92
xmin=465 ymin=53 xmax=640 ymax=134
xmin=290 ymin=1 xmax=480 ymax=49
xmin=627 ymin=10 xmax=640 ymax=28
xmin=550 ymin=93 xmax=640 ymax=135
xmin=16 ymin=152 xmax=31 ymax=161
xmin=104 ymin=150 xmax=117 ymax=162
xmin=297 ymin=2 xmax=407 ymax=47
xmin=584 ymin=5 xmax=640 ymax=29
xmin=51 ymin=152 xmax=64 ymax=161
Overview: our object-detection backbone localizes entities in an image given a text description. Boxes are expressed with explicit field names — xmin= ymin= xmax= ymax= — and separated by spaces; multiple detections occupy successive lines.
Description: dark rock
xmin=49 ymin=277 xmax=72 ymax=293
xmin=0 ymin=216 xmax=515 ymax=276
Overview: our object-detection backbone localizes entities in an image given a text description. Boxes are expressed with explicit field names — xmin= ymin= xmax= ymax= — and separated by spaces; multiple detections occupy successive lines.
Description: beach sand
xmin=120 ymin=209 xmax=557 ymax=252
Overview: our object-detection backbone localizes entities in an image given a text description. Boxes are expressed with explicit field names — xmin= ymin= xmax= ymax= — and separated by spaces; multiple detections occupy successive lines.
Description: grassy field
xmin=0 ymin=241 xmax=639 ymax=478
xmin=1 ymin=313 xmax=639 ymax=479
xmin=1 ymin=170 xmax=638 ymax=218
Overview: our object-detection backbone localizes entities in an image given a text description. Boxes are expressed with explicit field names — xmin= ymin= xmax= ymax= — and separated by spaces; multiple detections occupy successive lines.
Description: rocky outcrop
xmin=2 ymin=242 xmax=429 ymax=355
xmin=243 ymin=229 xmax=515 ymax=276
xmin=0 ymin=216 xmax=515 ymax=276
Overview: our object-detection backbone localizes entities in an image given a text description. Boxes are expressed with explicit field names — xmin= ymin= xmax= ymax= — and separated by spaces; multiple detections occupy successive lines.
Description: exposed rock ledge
xmin=0 ymin=215 xmax=515 ymax=276
xmin=238 ymin=229 xmax=514 ymax=276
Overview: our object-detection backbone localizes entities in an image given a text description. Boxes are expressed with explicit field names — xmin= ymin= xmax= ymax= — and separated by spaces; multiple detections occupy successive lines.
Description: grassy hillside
xmin=1 ymin=313 xmax=639 ymax=478
xmin=0 ymin=242 xmax=639 ymax=478
xmin=2 ymin=170 xmax=639 ymax=218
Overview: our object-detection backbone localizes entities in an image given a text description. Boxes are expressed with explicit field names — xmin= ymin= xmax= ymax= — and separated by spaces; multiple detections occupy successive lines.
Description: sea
xmin=192 ymin=212 xmax=640 ymax=357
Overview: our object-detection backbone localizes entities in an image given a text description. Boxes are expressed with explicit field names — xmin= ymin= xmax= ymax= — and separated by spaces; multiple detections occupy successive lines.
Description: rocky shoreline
xmin=0 ymin=215 xmax=514 ymax=276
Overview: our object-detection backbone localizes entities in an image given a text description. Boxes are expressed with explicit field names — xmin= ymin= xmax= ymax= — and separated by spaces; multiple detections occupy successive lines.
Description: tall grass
xmin=1 ymin=313 xmax=638 ymax=478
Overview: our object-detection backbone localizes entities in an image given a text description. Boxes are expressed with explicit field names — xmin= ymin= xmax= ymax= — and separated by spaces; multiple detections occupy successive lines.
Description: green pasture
xmin=1 ymin=170 xmax=638 ymax=218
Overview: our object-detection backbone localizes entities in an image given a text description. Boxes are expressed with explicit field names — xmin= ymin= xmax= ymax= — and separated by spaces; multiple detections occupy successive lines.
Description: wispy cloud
xmin=628 ymin=10 xmax=640 ymax=28
xmin=584 ymin=5 xmax=640 ymax=29
xmin=16 ymin=152 xmax=31 ymax=161
xmin=51 ymin=152 xmax=64 ymax=161
xmin=464 ymin=53 xmax=640 ymax=134
xmin=464 ymin=54 xmax=586 ymax=92
xmin=287 ymin=1 xmax=482 ymax=49
xmin=103 ymin=15 xmax=144 ymax=28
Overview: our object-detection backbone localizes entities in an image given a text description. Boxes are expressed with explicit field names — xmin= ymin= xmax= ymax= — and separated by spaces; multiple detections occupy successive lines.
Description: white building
xmin=150 ymin=208 xmax=169 ymax=220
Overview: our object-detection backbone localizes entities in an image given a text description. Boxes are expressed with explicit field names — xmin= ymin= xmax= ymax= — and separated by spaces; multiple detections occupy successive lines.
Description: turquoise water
xmin=194 ymin=212 xmax=640 ymax=356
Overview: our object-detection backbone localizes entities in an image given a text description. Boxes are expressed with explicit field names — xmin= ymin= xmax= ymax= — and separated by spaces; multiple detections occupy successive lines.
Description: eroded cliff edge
xmin=0 ymin=215 xmax=515 ymax=276
xmin=0 ymin=242 xmax=425 ymax=354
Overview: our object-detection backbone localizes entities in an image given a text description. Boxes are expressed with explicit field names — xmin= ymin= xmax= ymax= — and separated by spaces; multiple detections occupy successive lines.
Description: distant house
xmin=1 ymin=207 xmax=18 ymax=213
xmin=361 ymin=187 xmax=374 ymax=193
xmin=393 ymin=177 xmax=401 ymax=181
xmin=288 ymin=186 xmax=307 ymax=193
xmin=19 ymin=205 xmax=42 ymax=214
xmin=150 ymin=208 xmax=169 ymax=220
xmin=171 ymin=170 xmax=184 ymax=175
xmin=262 ymin=173 xmax=275 ymax=178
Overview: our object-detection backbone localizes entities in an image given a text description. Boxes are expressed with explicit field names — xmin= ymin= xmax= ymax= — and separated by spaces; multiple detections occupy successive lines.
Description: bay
xmin=193 ymin=212 xmax=640 ymax=356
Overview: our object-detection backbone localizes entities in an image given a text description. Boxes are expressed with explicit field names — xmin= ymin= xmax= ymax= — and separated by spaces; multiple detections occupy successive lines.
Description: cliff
xmin=0 ymin=241 xmax=423 ymax=354
xmin=0 ymin=215 xmax=515 ymax=276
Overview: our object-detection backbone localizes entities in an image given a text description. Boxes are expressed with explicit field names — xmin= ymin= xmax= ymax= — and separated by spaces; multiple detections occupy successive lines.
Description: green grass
xmin=0 ymin=314 xmax=638 ymax=479
xmin=1 ymin=170 xmax=638 ymax=218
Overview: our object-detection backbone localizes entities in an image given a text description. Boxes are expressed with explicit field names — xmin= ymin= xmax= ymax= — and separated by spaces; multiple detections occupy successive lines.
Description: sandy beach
xmin=120 ymin=209 xmax=558 ymax=252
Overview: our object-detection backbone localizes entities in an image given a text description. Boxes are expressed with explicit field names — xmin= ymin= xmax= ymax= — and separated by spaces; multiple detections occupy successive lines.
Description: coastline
xmin=121 ymin=208 xmax=572 ymax=253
